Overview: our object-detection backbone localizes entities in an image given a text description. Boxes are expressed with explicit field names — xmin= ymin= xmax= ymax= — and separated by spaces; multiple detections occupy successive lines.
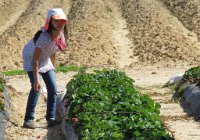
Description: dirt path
xmin=140 ymin=84 xmax=200 ymax=140
xmin=142 ymin=85 xmax=200 ymax=140
xmin=5 ymin=75 xmax=48 ymax=140
xmin=111 ymin=0 xmax=133 ymax=69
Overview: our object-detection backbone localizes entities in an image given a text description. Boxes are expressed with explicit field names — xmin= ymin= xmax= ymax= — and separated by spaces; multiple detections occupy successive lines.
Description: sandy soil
xmin=1 ymin=0 xmax=200 ymax=139
xmin=1 ymin=0 xmax=200 ymax=71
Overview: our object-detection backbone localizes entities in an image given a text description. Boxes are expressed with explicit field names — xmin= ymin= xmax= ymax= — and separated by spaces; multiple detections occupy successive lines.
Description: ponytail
xmin=33 ymin=30 xmax=43 ymax=44
xmin=63 ymin=24 xmax=69 ymax=44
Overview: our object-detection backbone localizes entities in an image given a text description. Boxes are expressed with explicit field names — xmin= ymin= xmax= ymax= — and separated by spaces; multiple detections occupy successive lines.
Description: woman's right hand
xmin=34 ymin=81 xmax=41 ymax=91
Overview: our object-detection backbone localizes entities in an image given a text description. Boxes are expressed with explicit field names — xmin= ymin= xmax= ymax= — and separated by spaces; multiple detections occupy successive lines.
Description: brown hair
xmin=33 ymin=30 xmax=42 ymax=44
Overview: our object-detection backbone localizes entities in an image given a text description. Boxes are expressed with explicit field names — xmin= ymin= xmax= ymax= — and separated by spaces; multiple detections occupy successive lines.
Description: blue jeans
xmin=24 ymin=70 xmax=57 ymax=121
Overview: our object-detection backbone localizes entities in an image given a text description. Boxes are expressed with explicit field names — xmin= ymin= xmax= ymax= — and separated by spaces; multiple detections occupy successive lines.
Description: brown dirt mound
xmin=160 ymin=0 xmax=200 ymax=40
xmin=120 ymin=0 xmax=200 ymax=66
xmin=0 ymin=0 xmax=29 ymax=34
xmin=59 ymin=0 xmax=119 ymax=67
xmin=1 ymin=0 xmax=200 ymax=70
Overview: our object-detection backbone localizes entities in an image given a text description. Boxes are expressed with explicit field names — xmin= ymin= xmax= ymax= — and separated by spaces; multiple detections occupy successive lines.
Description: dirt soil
xmin=1 ymin=0 xmax=200 ymax=140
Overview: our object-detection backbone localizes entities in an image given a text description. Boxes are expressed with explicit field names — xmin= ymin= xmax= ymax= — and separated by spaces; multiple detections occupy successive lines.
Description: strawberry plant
xmin=65 ymin=69 xmax=173 ymax=139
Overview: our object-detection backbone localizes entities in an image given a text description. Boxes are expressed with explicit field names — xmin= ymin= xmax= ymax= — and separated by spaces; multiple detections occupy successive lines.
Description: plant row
xmin=65 ymin=69 xmax=173 ymax=140
xmin=173 ymin=66 xmax=200 ymax=99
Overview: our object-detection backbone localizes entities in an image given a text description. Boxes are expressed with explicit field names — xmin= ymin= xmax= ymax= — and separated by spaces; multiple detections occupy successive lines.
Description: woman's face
xmin=51 ymin=19 xmax=66 ymax=31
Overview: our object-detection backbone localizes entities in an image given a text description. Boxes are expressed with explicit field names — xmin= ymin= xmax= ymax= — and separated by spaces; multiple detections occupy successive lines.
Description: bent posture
xmin=22 ymin=8 xmax=68 ymax=129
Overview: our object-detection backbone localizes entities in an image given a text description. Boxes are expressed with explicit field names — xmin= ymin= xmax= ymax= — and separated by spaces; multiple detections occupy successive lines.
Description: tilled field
xmin=2 ymin=0 xmax=200 ymax=139
xmin=1 ymin=0 xmax=200 ymax=71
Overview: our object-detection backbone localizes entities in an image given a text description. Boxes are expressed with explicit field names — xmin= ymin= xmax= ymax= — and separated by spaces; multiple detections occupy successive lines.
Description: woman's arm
xmin=51 ymin=52 xmax=56 ymax=67
xmin=32 ymin=47 xmax=42 ymax=91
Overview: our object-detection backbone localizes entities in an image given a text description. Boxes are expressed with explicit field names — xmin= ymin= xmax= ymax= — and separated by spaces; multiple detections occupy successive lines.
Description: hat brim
xmin=51 ymin=15 xmax=67 ymax=20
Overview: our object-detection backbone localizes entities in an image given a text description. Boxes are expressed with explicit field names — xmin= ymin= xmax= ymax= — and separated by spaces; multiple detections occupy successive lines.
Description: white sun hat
xmin=41 ymin=8 xmax=68 ymax=31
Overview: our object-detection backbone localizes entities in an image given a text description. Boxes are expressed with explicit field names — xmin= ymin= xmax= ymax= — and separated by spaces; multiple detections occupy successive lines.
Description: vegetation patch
xmin=0 ymin=65 xmax=82 ymax=76
xmin=65 ymin=69 xmax=173 ymax=139
xmin=1 ymin=70 xmax=26 ymax=76
xmin=171 ymin=66 xmax=200 ymax=100
xmin=0 ymin=76 xmax=5 ymax=111
xmin=55 ymin=65 xmax=83 ymax=73
xmin=173 ymin=84 xmax=187 ymax=100
xmin=184 ymin=66 xmax=200 ymax=84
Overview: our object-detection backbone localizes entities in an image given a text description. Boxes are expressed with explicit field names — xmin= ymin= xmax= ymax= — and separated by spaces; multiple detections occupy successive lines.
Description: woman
xmin=22 ymin=8 xmax=68 ymax=129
